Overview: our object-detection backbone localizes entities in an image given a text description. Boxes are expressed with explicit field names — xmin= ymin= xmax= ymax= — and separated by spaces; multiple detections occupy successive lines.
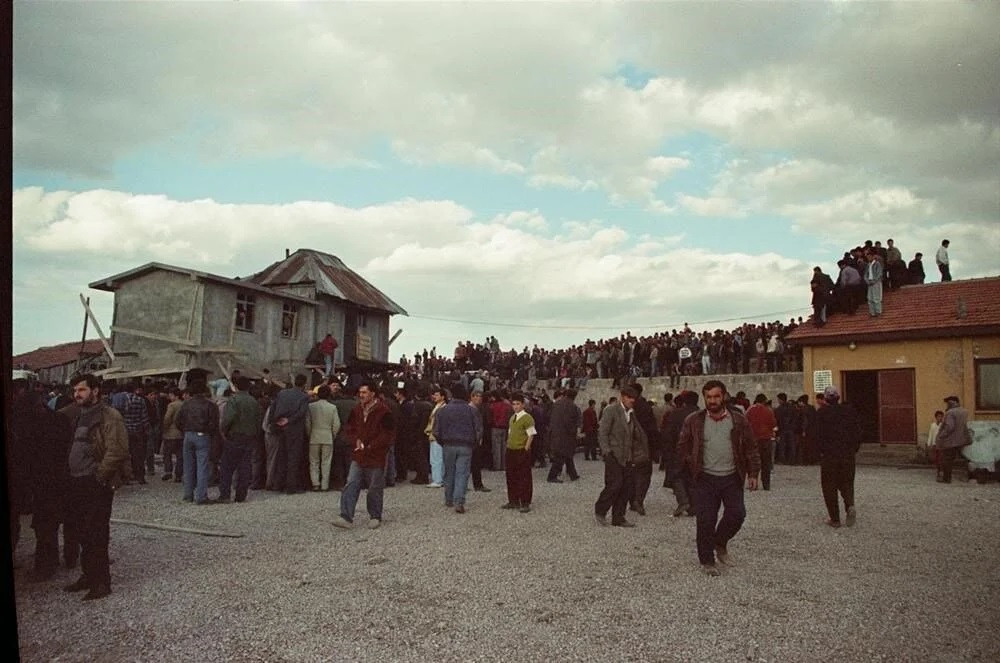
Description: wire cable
xmin=405 ymin=306 xmax=811 ymax=332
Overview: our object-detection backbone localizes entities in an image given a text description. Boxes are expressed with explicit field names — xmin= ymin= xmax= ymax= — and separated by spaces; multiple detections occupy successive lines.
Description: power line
xmin=405 ymin=307 xmax=811 ymax=332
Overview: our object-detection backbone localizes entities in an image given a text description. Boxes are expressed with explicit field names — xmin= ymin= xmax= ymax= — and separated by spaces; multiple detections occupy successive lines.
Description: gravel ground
xmin=13 ymin=460 xmax=1000 ymax=662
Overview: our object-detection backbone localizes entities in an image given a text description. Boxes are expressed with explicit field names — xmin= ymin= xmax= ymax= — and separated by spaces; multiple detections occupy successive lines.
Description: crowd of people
xmin=399 ymin=318 xmax=807 ymax=395
xmin=810 ymin=237 xmax=954 ymax=325
xmin=19 ymin=362 xmax=951 ymax=594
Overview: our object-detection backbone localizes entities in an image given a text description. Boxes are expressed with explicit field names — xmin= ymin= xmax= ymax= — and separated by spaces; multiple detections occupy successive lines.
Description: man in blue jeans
xmin=176 ymin=381 xmax=220 ymax=505
xmin=433 ymin=384 xmax=482 ymax=514
xmin=333 ymin=381 xmax=395 ymax=530
xmin=678 ymin=379 xmax=760 ymax=576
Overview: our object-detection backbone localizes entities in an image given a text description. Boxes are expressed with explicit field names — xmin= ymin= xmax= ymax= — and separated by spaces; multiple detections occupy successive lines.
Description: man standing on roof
xmin=864 ymin=250 xmax=884 ymax=317
xmin=935 ymin=239 xmax=951 ymax=282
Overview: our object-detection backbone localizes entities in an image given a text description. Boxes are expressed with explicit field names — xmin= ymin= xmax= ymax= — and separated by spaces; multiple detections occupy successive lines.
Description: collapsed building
xmin=87 ymin=248 xmax=407 ymax=383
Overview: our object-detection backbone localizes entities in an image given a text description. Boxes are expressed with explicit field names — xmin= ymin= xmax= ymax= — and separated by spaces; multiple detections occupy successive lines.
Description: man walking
xmin=594 ymin=386 xmax=648 ymax=528
xmin=218 ymin=376 xmax=263 ymax=503
xmin=334 ymin=381 xmax=395 ymax=529
xmin=433 ymin=384 xmax=482 ymax=513
xmin=547 ymin=389 xmax=581 ymax=483
xmin=60 ymin=374 xmax=132 ymax=600
xmin=678 ymin=379 xmax=759 ymax=576
xmin=935 ymin=395 xmax=970 ymax=483
xmin=813 ymin=385 xmax=862 ymax=527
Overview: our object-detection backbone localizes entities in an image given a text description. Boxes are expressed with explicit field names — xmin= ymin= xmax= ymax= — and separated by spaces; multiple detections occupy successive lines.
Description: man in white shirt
xmin=935 ymin=240 xmax=951 ymax=282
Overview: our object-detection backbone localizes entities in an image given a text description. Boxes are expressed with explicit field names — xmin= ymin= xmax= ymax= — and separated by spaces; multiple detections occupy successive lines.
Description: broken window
xmin=236 ymin=293 xmax=256 ymax=331
xmin=281 ymin=302 xmax=299 ymax=338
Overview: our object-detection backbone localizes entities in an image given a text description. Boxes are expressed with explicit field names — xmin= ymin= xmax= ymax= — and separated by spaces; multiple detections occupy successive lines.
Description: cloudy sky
xmin=12 ymin=1 xmax=1000 ymax=360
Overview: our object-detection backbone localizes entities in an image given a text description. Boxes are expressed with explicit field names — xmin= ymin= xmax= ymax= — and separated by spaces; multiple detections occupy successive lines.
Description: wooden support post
xmin=388 ymin=329 xmax=403 ymax=347
xmin=79 ymin=293 xmax=115 ymax=362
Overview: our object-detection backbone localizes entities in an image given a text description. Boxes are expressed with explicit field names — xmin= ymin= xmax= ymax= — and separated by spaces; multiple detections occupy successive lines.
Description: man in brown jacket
xmin=59 ymin=373 xmax=132 ymax=600
xmin=678 ymin=379 xmax=760 ymax=576
xmin=333 ymin=380 xmax=395 ymax=530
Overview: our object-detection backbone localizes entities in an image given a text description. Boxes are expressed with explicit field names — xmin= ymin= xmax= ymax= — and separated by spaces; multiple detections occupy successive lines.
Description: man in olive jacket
xmin=219 ymin=376 xmax=263 ymax=502
xmin=59 ymin=373 xmax=132 ymax=601
xmin=678 ymin=379 xmax=760 ymax=576
xmin=594 ymin=385 xmax=648 ymax=528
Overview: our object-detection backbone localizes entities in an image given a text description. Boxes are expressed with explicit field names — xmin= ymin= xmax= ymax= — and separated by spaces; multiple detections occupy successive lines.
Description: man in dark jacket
xmin=661 ymin=390 xmax=699 ymax=517
xmin=219 ymin=376 xmax=262 ymax=503
xmin=22 ymin=390 xmax=76 ymax=581
xmin=59 ymin=374 xmax=132 ymax=600
xmin=774 ymin=392 xmax=802 ymax=465
xmin=678 ymin=380 xmax=760 ymax=576
xmin=935 ymin=395 xmax=970 ymax=484
xmin=330 ymin=383 xmax=358 ymax=490
xmin=269 ymin=374 xmax=311 ymax=494
xmin=814 ymin=385 xmax=862 ymax=527
xmin=546 ymin=389 xmax=581 ymax=483
xmin=432 ymin=384 xmax=481 ymax=513
xmin=630 ymin=383 xmax=660 ymax=516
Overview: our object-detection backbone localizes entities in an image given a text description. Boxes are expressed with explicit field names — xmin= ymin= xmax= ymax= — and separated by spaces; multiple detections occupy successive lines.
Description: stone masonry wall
xmin=538 ymin=373 xmax=806 ymax=408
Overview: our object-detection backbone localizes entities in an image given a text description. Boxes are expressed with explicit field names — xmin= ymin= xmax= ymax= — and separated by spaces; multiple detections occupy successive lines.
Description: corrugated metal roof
xmin=786 ymin=276 xmax=1000 ymax=345
xmin=248 ymin=249 xmax=407 ymax=315
xmin=13 ymin=339 xmax=106 ymax=370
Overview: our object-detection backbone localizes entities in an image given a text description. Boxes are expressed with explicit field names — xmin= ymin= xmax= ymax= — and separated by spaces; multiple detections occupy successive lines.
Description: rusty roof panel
xmin=249 ymin=249 xmax=407 ymax=315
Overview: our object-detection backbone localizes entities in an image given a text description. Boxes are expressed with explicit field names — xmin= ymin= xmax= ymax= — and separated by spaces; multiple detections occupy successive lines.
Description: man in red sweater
xmin=333 ymin=381 xmax=395 ymax=530
xmin=746 ymin=394 xmax=777 ymax=491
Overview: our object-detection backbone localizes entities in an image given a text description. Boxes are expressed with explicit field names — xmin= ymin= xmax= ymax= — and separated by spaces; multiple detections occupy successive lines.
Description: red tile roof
xmin=12 ymin=339 xmax=106 ymax=370
xmin=785 ymin=277 xmax=1000 ymax=345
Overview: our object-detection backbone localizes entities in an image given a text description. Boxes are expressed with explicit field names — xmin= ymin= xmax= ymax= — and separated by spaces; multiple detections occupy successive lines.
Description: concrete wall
xmin=802 ymin=335 xmax=1000 ymax=445
xmin=548 ymin=373 xmax=805 ymax=412
xmin=204 ymin=282 xmax=317 ymax=379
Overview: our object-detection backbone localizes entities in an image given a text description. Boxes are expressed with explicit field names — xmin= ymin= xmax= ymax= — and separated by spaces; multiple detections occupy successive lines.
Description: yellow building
xmin=785 ymin=277 xmax=1000 ymax=445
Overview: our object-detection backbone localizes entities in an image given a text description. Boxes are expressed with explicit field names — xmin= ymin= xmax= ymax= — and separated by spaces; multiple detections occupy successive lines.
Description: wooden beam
xmin=79 ymin=293 xmax=115 ymax=362
xmin=213 ymin=355 xmax=232 ymax=385
xmin=388 ymin=329 xmax=403 ymax=347
xmin=186 ymin=282 xmax=203 ymax=341
xmin=111 ymin=325 xmax=198 ymax=346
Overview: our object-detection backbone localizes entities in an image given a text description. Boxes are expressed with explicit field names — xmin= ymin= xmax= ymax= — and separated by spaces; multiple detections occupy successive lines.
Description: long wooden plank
xmin=79 ymin=293 xmax=116 ymax=362
xmin=111 ymin=325 xmax=198 ymax=346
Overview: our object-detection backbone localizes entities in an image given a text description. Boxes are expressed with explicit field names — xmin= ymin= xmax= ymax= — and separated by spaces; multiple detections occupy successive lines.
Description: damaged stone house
xmin=89 ymin=248 xmax=407 ymax=383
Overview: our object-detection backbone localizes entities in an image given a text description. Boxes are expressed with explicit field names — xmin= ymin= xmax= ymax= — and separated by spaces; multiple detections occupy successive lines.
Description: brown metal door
xmin=877 ymin=369 xmax=916 ymax=444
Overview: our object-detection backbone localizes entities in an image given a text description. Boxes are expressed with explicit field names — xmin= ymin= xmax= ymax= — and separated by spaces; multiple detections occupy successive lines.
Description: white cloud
xmin=12 ymin=187 xmax=817 ymax=354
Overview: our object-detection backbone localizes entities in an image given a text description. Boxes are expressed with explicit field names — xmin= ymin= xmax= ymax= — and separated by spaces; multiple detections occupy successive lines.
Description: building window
xmin=281 ymin=302 xmax=299 ymax=339
xmin=975 ymin=358 xmax=1000 ymax=411
xmin=358 ymin=312 xmax=368 ymax=329
xmin=236 ymin=293 xmax=256 ymax=331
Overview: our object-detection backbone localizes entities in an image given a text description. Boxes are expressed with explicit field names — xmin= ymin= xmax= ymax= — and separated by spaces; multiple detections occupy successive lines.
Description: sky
xmin=11 ymin=1 xmax=1000 ymax=361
